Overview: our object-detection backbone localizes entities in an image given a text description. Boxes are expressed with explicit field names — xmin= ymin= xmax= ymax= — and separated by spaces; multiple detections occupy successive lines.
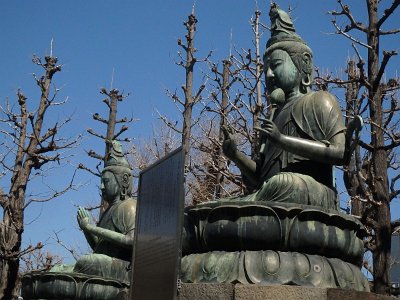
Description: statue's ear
xmin=301 ymin=52 xmax=314 ymax=82
xmin=302 ymin=52 xmax=312 ymax=68
xmin=122 ymin=173 xmax=130 ymax=188
xmin=300 ymin=52 xmax=313 ymax=91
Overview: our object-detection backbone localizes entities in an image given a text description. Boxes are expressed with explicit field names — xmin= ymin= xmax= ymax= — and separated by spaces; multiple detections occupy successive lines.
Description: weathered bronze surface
xmin=21 ymin=272 xmax=129 ymax=300
xmin=181 ymin=251 xmax=369 ymax=290
xmin=181 ymin=3 xmax=368 ymax=291
xmin=183 ymin=201 xmax=365 ymax=264
xmin=21 ymin=141 xmax=136 ymax=299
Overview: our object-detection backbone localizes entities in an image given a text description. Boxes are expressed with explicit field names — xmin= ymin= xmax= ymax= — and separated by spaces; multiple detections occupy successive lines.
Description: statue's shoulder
xmin=117 ymin=197 xmax=137 ymax=213
xmin=293 ymin=91 xmax=342 ymax=118
xmin=301 ymin=90 xmax=339 ymax=108
xmin=292 ymin=91 xmax=345 ymax=140
xmin=113 ymin=198 xmax=137 ymax=220
xmin=112 ymin=198 xmax=137 ymax=231
xmin=123 ymin=197 xmax=137 ymax=205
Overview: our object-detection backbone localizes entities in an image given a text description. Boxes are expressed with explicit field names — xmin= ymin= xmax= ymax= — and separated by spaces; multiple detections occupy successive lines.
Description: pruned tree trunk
xmin=0 ymin=55 xmax=79 ymax=299
xmin=81 ymin=88 xmax=132 ymax=215
xmin=327 ymin=0 xmax=400 ymax=294
xmin=215 ymin=59 xmax=232 ymax=199
xmin=181 ymin=14 xmax=198 ymax=168
xmin=251 ymin=9 xmax=264 ymax=162
xmin=160 ymin=11 xmax=208 ymax=204
xmin=366 ymin=2 xmax=390 ymax=293
xmin=343 ymin=60 xmax=365 ymax=217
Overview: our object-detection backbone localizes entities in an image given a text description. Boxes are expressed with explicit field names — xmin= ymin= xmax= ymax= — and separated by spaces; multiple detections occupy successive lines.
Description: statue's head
xmin=263 ymin=3 xmax=313 ymax=103
xmin=101 ymin=140 xmax=132 ymax=202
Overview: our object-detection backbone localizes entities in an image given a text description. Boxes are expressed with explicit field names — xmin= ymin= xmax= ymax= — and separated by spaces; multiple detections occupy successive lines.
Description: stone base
xmin=178 ymin=283 xmax=396 ymax=300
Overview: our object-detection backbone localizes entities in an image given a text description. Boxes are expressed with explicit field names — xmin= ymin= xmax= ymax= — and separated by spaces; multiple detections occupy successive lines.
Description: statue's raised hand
xmin=222 ymin=125 xmax=237 ymax=159
xmin=77 ymin=207 xmax=92 ymax=231
xmin=255 ymin=118 xmax=282 ymax=143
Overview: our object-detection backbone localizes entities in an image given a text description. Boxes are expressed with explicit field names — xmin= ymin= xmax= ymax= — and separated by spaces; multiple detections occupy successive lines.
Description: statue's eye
xmin=270 ymin=60 xmax=282 ymax=69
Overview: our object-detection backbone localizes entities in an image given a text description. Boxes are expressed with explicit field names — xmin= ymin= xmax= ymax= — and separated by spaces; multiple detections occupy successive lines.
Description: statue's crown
xmin=104 ymin=140 xmax=131 ymax=170
xmin=266 ymin=3 xmax=307 ymax=49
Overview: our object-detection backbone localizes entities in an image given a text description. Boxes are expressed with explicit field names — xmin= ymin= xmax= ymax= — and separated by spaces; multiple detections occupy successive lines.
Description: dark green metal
xmin=21 ymin=141 xmax=136 ymax=299
xmin=181 ymin=3 xmax=369 ymax=292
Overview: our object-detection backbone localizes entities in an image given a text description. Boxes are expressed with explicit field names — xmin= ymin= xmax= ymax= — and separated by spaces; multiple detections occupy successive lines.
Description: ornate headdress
xmin=266 ymin=3 xmax=302 ymax=48
xmin=264 ymin=3 xmax=313 ymax=79
xmin=103 ymin=140 xmax=132 ymax=198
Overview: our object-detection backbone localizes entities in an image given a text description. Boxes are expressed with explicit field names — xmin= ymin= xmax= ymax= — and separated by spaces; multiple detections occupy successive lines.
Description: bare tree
xmin=0 ymin=54 xmax=80 ymax=299
xmin=128 ymin=122 xmax=180 ymax=197
xmin=205 ymin=59 xmax=242 ymax=199
xmin=230 ymin=8 xmax=268 ymax=164
xmin=78 ymin=88 xmax=134 ymax=214
xmin=128 ymin=120 xmax=228 ymax=205
xmin=160 ymin=11 xmax=210 ymax=170
xmin=199 ymin=58 xmax=247 ymax=199
xmin=216 ymin=60 xmax=234 ymax=198
xmin=315 ymin=0 xmax=400 ymax=294
xmin=20 ymin=247 xmax=62 ymax=273
xmin=195 ymin=8 xmax=268 ymax=197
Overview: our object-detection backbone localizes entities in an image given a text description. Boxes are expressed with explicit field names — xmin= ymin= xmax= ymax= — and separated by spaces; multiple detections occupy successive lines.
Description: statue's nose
xmin=266 ymin=67 xmax=274 ymax=78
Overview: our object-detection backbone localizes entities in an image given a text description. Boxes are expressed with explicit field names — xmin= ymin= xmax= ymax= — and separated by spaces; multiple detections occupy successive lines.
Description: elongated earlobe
xmin=302 ymin=74 xmax=311 ymax=87
xmin=120 ymin=187 xmax=127 ymax=199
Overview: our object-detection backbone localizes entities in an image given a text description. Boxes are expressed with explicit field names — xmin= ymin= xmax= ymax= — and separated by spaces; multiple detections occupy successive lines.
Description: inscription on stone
xmin=130 ymin=147 xmax=184 ymax=300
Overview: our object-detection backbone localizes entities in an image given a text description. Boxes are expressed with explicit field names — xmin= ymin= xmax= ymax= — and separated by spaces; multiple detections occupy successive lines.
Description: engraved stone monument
xmin=130 ymin=147 xmax=185 ymax=300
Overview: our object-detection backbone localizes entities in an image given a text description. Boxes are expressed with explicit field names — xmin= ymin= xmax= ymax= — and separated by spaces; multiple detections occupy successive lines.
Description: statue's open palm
xmin=77 ymin=207 xmax=92 ymax=231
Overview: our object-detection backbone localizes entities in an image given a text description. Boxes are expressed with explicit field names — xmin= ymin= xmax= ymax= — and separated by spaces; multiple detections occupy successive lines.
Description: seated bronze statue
xmin=181 ymin=4 xmax=368 ymax=291
xmin=222 ymin=5 xmax=345 ymax=211
xmin=73 ymin=141 xmax=136 ymax=283
xmin=22 ymin=141 xmax=136 ymax=299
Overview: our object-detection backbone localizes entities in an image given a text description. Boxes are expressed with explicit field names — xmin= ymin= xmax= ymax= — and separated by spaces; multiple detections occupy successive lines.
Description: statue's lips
xmin=267 ymin=83 xmax=279 ymax=93
xmin=101 ymin=193 xmax=110 ymax=202
xmin=270 ymin=87 xmax=279 ymax=93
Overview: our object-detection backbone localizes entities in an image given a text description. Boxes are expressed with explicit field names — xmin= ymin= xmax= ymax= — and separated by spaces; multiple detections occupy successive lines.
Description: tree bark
xmin=366 ymin=0 xmax=391 ymax=294
xmin=182 ymin=14 xmax=197 ymax=168
xmin=0 ymin=55 xmax=73 ymax=299
xmin=100 ymin=89 xmax=121 ymax=215
xmin=251 ymin=10 xmax=264 ymax=162
xmin=215 ymin=59 xmax=231 ymax=199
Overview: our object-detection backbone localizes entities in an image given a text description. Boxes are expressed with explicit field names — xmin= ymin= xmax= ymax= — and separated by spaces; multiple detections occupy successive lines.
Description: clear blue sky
xmin=0 ymin=1 xmax=399 ymax=264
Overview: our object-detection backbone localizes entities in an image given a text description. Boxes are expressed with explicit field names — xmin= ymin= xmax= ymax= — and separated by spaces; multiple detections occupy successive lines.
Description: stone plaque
xmin=130 ymin=147 xmax=185 ymax=300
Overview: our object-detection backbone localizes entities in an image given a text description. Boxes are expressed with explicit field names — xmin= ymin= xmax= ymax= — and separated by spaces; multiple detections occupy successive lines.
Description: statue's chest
xmin=98 ymin=206 xmax=118 ymax=232
xmin=260 ymin=101 xmax=302 ymax=180
xmin=277 ymin=103 xmax=296 ymax=131
xmin=268 ymin=102 xmax=297 ymax=143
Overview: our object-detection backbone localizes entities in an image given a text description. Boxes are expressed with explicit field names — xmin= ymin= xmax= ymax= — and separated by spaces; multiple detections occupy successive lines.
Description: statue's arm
xmin=83 ymin=226 xmax=134 ymax=249
xmin=77 ymin=206 xmax=134 ymax=250
xmin=255 ymin=120 xmax=346 ymax=165
xmin=222 ymin=126 xmax=258 ymax=186
xmin=278 ymin=132 xmax=345 ymax=164
xmin=82 ymin=229 xmax=99 ymax=251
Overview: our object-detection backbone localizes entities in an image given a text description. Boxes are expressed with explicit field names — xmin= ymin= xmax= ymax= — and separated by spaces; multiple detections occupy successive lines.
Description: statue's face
xmin=101 ymin=171 xmax=120 ymax=202
xmin=264 ymin=49 xmax=301 ymax=97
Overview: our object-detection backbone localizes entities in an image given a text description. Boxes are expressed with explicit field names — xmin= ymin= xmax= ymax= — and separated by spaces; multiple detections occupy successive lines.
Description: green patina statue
xmin=22 ymin=141 xmax=136 ymax=299
xmin=73 ymin=140 xmax=136 ymax=282
xmin=222 ymin=3 xmax=345 ymax=211
xmin=22 ymin=3 xmax=369 ymax=297
xmin=181 ymin=3 xmax=368 ymax=291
